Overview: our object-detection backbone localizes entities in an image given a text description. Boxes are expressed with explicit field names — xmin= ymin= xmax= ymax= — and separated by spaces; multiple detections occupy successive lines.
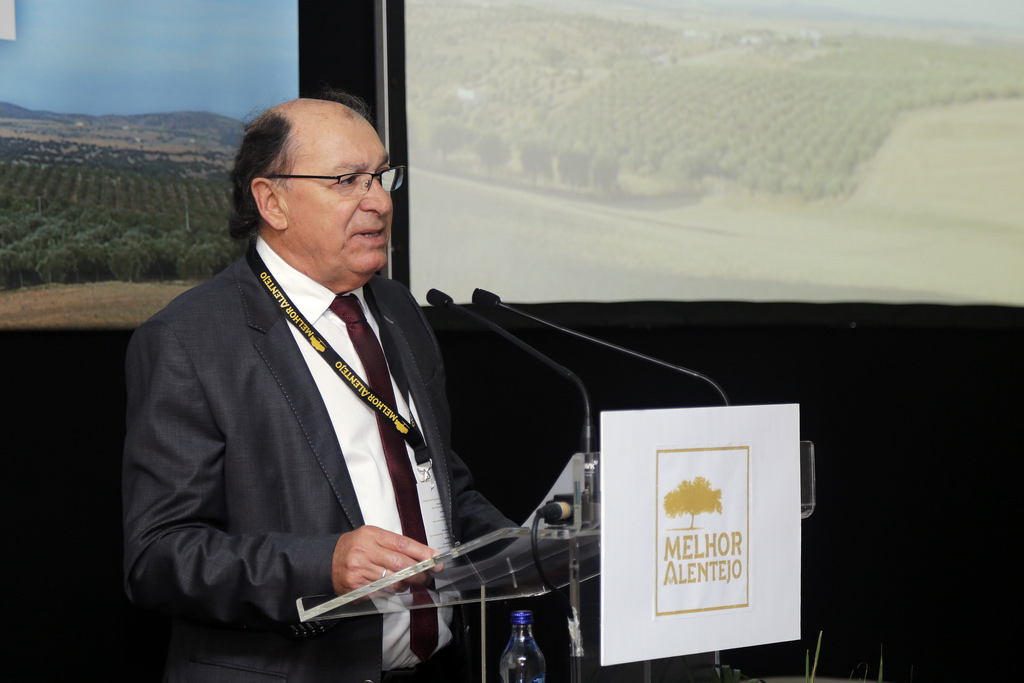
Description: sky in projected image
xmin=0 ymin=0 xmax=297 ymax=119
xmin=405 ymin=0 xmax=1024 ymax=306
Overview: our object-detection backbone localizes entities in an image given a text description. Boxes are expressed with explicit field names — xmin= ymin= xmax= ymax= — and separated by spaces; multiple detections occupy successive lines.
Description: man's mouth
xmin=356 ymin=226 xmax=387 ymax=240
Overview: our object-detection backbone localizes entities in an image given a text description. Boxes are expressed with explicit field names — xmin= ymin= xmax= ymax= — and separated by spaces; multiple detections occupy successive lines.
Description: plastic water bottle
xmin=499 ymin=609 xmax=546 ymax=683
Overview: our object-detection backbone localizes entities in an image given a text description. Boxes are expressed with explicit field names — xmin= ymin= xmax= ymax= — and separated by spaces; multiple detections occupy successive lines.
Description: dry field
xmin=0 ymin=281 xmax=196 ymax=330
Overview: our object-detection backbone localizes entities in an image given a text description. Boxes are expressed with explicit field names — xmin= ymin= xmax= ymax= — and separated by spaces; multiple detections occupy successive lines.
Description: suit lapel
xmin=235 ymin=258 xmax=365 ymax=529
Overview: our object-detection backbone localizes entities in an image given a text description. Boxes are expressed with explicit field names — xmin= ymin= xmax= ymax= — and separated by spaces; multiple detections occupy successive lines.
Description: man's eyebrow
xmin=330 ymin=155 xmax=391 ymax=174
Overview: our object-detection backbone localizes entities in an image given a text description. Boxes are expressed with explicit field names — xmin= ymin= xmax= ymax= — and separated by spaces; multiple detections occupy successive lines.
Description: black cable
xmin=530 ymin=511 xmax=573 ymax=617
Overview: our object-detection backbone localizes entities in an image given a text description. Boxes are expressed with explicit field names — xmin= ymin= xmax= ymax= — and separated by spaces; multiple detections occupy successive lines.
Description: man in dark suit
xmin=122 ymin=92 xmax=512 ymax=682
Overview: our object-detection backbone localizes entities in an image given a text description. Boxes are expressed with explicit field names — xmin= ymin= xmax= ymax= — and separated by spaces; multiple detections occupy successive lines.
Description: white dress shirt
xmin=255 ymin=238 xmax=452 ymax=669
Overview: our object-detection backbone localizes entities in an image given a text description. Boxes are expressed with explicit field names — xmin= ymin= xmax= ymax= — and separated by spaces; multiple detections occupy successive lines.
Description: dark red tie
xmin=329 ymin=294 xmax=438 ymax=662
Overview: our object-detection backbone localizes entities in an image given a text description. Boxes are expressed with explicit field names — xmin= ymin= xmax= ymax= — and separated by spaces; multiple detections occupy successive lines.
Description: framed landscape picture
xmin=0 ymin=0 xmax=298 ymax=329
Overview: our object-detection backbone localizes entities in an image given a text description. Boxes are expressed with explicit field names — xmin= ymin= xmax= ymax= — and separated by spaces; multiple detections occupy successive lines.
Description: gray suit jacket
xmin=122 ymin=254 xmax=511 ymax=682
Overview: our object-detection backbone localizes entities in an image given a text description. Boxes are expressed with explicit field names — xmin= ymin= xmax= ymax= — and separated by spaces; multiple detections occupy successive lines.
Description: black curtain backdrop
xmin=4 ymin=305 xmax=1022 ymax=680
xmin=3 ymin=0 xmax=1022 ymax=679
xmin=428 ymin=304 xmax=1023 ymax=682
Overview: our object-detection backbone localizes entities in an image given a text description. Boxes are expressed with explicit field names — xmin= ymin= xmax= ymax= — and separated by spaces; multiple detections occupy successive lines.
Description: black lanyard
xmin=247 ymin=247 xmax=425 ymax=451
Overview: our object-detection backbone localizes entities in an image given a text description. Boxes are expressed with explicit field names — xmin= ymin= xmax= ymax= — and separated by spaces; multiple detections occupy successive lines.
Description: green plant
xmin=707 ymin=631 xmax=910 ymax=683
xmin=805 ymin=630 xmax=822 ymax=682
xmin=805 ymin=632 xmax=902 ymax=683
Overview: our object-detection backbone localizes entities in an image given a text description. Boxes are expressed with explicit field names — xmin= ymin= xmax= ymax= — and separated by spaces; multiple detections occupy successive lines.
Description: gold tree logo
xmin=663 ymin=476 xmax=723 ymax=530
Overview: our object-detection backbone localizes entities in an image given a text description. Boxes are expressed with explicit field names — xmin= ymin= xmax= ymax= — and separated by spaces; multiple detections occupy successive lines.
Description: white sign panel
xmin=600 ymin=404 xmax=801 ymax=665
xmin=1 ymin=0 xmax=15 ymax=41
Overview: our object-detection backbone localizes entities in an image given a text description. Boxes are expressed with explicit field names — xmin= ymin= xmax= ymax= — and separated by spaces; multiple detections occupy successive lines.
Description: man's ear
xmin=251 ymin=177 xmax=288 ymax=232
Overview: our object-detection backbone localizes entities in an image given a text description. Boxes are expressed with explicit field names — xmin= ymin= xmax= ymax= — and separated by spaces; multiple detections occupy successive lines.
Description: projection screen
xmin=403 ymin=0 xmax=1024 ymax=306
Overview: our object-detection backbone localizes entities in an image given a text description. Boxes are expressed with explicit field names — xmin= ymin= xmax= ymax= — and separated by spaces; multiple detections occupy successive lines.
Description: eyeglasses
xmin=266 ymin=166 xmax=405 ymax=197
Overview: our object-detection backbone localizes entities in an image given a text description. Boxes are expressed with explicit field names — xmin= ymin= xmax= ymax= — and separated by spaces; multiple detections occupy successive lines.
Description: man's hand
xmin=331 ymin=526 xmax=439 ymax=595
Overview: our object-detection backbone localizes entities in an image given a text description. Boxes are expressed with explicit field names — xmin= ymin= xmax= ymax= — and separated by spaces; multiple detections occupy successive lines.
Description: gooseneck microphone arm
xmin=426 ymin=289 xmax=595 ymax=453
xmin=472 ymin=288 xmax=731 ymax=407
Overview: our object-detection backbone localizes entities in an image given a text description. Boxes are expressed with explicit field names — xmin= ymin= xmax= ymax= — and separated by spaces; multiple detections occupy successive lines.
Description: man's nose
xmin=360 ymin=174 xmax=392 ymax=210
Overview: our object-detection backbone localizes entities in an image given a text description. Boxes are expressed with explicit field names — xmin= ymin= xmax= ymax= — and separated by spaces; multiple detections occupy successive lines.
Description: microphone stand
xmin=470 ymin=289 xmax=733 ymax=683
xmin=427 ymin=289 xmax=594 ymax=452
xmin=473 ymin=288 xmax=731 ymax=406
xmin=428 ymin=290 xmax=590 ymax=683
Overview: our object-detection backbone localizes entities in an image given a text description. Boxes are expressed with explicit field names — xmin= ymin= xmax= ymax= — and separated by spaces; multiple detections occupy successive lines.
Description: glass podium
xmin=295 ymin=442 xmax=815 ymax=683
xmin=297 ymin=452 xmax=601 ymax=624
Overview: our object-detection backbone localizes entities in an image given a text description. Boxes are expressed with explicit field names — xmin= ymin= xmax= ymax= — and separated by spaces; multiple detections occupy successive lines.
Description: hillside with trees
xmin=0 ymin=107 xmax=243 ymax=293
xmin=406 ymin=1 xmax=1024 ymax=201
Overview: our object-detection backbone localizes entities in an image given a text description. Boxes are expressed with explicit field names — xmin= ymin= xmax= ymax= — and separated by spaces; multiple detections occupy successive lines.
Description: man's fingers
xmin=332 ymin=526 xmax=438 ymax=595
xmin=375 ymin=530 xmax=437 ymax=564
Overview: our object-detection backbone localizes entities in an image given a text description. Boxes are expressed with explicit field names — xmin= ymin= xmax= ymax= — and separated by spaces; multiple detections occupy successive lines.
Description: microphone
xmin=432 ymin=290 xmax=592 ymax=670
xmin=426 ymin=289 xmax=595 ymax=453
xmin=472 ymin=288 xmax=730 ymax=406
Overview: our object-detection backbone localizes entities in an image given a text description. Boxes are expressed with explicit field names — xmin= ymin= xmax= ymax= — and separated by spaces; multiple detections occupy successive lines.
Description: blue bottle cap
xmin=510 ymin=610 xmax=533 ymax=624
